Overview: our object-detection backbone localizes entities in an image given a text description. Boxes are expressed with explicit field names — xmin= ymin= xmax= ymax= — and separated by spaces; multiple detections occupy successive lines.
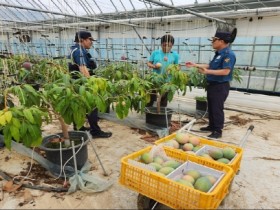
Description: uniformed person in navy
xmin=68 ymin=31 xmax=112 ymax=138
xmin=186 ymin=27 xmax=237 ymax=139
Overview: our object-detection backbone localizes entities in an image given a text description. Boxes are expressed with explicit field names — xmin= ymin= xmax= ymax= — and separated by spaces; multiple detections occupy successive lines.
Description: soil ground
xmin=0 ymin=104 xmax=280 ymax=209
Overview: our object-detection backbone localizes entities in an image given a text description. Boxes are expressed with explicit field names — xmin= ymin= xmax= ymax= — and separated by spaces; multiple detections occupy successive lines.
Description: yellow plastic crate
xmin=119 ymin=146 xmax=234 ymax=209
xmin=155 ymin=133 xmax=243 ymax=174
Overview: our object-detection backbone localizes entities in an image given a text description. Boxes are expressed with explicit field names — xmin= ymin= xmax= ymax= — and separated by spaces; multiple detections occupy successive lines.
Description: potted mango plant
xmin=95 ymin=62 xmax=152 ymax=119
xmin=38 ymin=73 xmax=111 ymax=169
xmin=0 ymin=56 xmax=111 ymax=170
xmin=0 ymin=75 xmax=110 ymax=170
xmin=145 ymin=64 xmax=189 ymax=127
xmin=0 ymin=58 xmax=151 ymax=170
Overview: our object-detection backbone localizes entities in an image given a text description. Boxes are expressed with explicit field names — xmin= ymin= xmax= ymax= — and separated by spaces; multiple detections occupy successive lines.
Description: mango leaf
xmin=85 ymin=91 xmax=94 ymax=106
xmin=122 ymin=100 xmax=130 ymax=117
xmin=23 ymin=109 xmax=35 ymax=124
xmin=59 ymin=101 xmax=69 ymax=117
xmin=4 ymin=111 xmax=12 ymax=123
xmin=10 ymin=86 xmax=26 ymax=105
xmin=115 ymin=103 xmax=124 ymax=119
xmin=27 ymin=124 xmax=41 ymax=140
xmin=3 ymin=127 xmax=12 ymax=149
xmin=79 ymin=86 xmax=86 ymax=96
xmin=48 ymin=87 xmax=64 ymax=96
xmin=22 ymin=132 xmax=32 ymax=147
xmin=0 ymin=114 xmax=6 ymax=126
xmin=70 ymin=101 xmax=79 ymax=113
xmin=20 ymin=122 xmax=28 ymax=137
xmin=95 ymin=95 xmax=106 ymax=112
xmin=22 ymin=84 xmax=38 ymax=95
xmin=66 ymin=88 xmax=72 ymax=98
xmin=10 ymin=125 xmax=20 ymax=141
xmin=73 ymin=109 xmax=86 ymax=129
xmin=30 ymin=136 xmax=43 ymax=147
xmin=54 ymin=99 xmax=66 ymax=113
xmin=62 ymin=107 xmax=73 ymax=124
xmin=167 ymin=91 xmax=175 ymax=102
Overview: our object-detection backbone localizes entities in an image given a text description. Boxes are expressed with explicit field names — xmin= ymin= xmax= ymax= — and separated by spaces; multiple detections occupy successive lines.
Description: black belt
xmin=207 ymin=81 xmax=229 ymax=86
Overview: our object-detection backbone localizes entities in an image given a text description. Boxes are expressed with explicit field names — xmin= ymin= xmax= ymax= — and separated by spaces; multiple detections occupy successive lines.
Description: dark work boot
xmin=73 ymin=125 xmax=91 ymax=131
xmin=208 ymin=131 xmax=222 ymax=139
xmin=200 ymin=126 xmax=213 ymax=131
xmin=90 ymin=130 xmax=112 ymax=138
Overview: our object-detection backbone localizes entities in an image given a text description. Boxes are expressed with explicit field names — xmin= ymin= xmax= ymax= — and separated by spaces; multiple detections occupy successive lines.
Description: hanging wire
xmin=91 ymin=0 xmax=103 ymax=14
xmin=84 ymin=0 xmax=96 ymax=15
xmin=77 ymin=0 xmax=92 ymax=16
xmin=2 ymin=5 xmax=24 ymax=22
xmin=63 ymin=0 xmax=77 ymax=15
xmin=119 ymin=0 xmax=127 ymax=11
xmin=15 ymin=0 xmax=39 ymax=21
xmin=49 ymin=0 xmax=64 ymax=14
xmin=128 ymin=0 xmax=135 ymax=10
xmin=110 ymin=0 xmax=118 ymax=12
xmin=29 ymin=0 xmax=53 ymax=19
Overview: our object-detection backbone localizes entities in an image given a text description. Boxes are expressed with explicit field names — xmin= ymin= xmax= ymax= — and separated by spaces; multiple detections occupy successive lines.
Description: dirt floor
xmin=0 ymin=108 xmax=280 ymax=209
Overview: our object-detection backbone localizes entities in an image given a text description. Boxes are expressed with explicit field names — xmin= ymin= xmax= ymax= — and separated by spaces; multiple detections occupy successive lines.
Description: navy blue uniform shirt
xmin=207 ymin=47 xmax=236 ymax=83
xmin=69 ymin=44 xmax=96 ymax=71
xmin=69 ymin=44 xmax=88 ymax=66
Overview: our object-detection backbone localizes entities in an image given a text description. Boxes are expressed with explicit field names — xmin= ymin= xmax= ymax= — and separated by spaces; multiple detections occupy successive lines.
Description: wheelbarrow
xmin=137 ymin=120 xmax=254 ymax=209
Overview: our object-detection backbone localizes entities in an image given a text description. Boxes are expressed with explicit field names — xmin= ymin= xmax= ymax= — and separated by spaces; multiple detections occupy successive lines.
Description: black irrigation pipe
xmin=0 ymin=170 xmax=68 ymax=192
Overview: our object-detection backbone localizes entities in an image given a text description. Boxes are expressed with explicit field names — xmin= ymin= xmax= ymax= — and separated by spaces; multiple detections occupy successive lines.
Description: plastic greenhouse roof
xmin=0 ymin=0 xmax=280 ymax=27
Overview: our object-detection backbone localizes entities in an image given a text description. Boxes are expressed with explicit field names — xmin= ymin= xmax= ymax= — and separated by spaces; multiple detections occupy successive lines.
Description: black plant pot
xmin=145 ymin=107 xmax=173 ymax=127
xmin=196 ymin=100 xmax=208 ymax=117
xmin=40 ymin=131 xmax=89 ymax=170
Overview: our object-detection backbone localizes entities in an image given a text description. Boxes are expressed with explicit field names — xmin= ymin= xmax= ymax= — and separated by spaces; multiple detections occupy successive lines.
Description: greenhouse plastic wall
xmin=1 ymin=17 xmax=280 ymax=94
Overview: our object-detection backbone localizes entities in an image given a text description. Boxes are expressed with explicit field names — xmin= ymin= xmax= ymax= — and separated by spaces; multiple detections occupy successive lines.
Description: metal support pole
xmin=246 ymin=36 xmax=256 ymax=90
xmin=106 ymin=38 xmax=109 ymax=60
xmin=132 ymin=26 xmax=151 ymax=55
xmin=143 ymin=0 xmax=227 ymax=24
xmin=56 ymin=30 xmax=60 ymax=57
xmin=263 ymin=36 xmax=273 ymax=90
xmin=0 ymin=2 xmax=138 ymax=27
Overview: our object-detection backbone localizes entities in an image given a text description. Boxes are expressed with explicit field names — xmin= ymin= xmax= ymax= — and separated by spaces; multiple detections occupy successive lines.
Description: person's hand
xmin=185 ymin=61 xmax=196 ymax=68
xmin=198 ymin=67 xmax=208 ymax=75
xmin=154 ymin=63 xmax=162 ymax=69
xmin=148 ymin=63 xmax=160 ymax=69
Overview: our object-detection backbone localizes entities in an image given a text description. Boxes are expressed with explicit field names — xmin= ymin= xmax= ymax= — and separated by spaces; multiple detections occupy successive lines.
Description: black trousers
xmin=87 ymin=108 xmax=101 ymax=131
xmin=74 ymin=108 xmax=101 ymax=132
xmin=207 ymin=82 xmax=230 ymax=133
xmin=146 ymin=90 xmax=168 ymax=107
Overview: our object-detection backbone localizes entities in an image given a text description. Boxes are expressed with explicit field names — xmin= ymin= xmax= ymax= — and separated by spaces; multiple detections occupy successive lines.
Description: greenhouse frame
xmin=0 ymin=1 xmax=280 ymax=209
xmin=1 ymin=0 xmax=280 ymax=93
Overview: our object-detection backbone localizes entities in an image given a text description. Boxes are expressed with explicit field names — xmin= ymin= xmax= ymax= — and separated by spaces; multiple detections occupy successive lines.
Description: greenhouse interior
xmin=0 ymin=0 xmax=280 ymax=209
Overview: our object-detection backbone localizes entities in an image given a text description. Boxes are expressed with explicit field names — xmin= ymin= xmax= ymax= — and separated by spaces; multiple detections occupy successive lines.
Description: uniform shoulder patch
xmin=224 ymin=58 xmax=230 ymax=63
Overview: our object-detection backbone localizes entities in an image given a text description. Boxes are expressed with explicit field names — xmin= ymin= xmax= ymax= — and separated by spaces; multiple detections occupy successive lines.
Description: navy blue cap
xmin=74 ymin=31 xmax=96 ymax=42
xmin=214 ymin=31 xmax=232 ymax=42
xmin=212 ymin=27 xmax=237 ymax=43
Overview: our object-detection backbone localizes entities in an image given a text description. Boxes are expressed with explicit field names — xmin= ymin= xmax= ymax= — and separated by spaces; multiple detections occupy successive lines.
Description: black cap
xmin=211 ymin=26 xmax=237 ymax=43
xmin=161 ymin=35 xmax=175 ymax=45
xmin=74 ymin=31 xmax=96 ymax=42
